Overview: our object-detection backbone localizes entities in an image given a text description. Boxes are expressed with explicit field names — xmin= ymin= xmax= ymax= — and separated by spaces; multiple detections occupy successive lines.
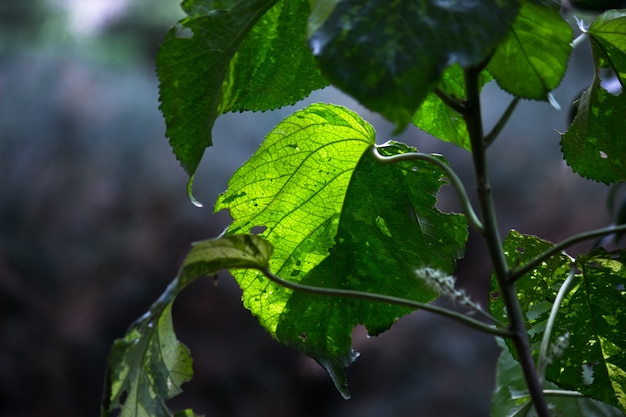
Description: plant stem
xmin=462 ymin=66 xmax=551 ymax=417
xmin=485 ymin=97 xmax=520 ymax=148
xmin=260 ymin=268 xmax=514 ymax=338
xmin=570 ymin=32 xmax=588 ymax=49
xmin=542 ymin=389 xmax=585 ymax=398
xmin=536 ymin=261 xmax=575 ymax=381
xmin=371 ymin=148 xmax=484 ymax=234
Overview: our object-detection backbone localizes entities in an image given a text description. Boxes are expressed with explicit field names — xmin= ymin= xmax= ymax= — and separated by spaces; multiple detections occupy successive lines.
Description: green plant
xmin=100 ymin=1 xmax=626 ymax=416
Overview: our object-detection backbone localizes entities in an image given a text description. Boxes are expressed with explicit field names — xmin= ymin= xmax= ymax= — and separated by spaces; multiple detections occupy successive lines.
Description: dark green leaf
xmin=491 ymin=338 xmax=624 ymax=417
xmin=491 ymin=231 xmax=626 ymax=411
xmin=561 ymin=77 xmax=626 ymax=184
xmin=589 ymin=10 xmax=626 ymax=87
xmin=309 ymin=0 xmax=519 ymax=129
xmin=157 ymin=0 xmax=327 ymax=176
xmin=488 ymin=1 xmax=572 ymax=100
xmin=103 ymin=235 xmax=272 ymax=417
xmin=106 ymin=298 xmax=192 ymax=417
xmin=215 ymin=104 xmax=468 ymax=397
xmin=411 ymin=65 xmax=492 ymax=151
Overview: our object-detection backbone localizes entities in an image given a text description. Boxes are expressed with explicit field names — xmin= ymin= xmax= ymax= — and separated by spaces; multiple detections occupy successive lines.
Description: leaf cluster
xmin=102 ymin=1 xmax=626 ymax=417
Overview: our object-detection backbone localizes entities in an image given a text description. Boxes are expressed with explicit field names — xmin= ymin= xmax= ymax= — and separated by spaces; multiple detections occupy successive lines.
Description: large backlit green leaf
xmin=411 ymin=65 xmax=492 ymax=151
xmin=561 ymin=77 xmax=626 ymax=184
xmin=103 ymin=235 xmax=272 ymax=417
xmin=491 ymin=231 xmax=626 ymax=410
xmin=215 ymin=103 xmax=468 ymax=397
xmin=157 ymin=0 xmax=327 ymax=176
xmin=589 ymin=10 xmax=626 ymax=88
xmin=488 ymin=1 xmax=572 ymax=100
xmin=308 ymin=0 xmax=519 ymax=129
xmin=491 ymin=338 xmax=623 ymax=417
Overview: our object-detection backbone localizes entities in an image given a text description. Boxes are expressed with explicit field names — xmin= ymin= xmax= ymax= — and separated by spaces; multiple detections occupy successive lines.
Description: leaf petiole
xmin=485 ymin=97 xmax=520 ymax=148
xmin=260 ymin=268 xmax=513 ymax=338
xmin=536 ymin=260 xmax=576 ymax=381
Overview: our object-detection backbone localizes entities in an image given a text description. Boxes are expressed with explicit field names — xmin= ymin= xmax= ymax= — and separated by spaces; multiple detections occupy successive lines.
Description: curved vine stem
xmin=536 ymin=259 xmax=576 ymax=382
xmin=260 ymin=268 xmax=513 ymax=338
xmin=510 ymin=224 xmax=626 ymax=283
xmin=371 ymin=147 xmax=485 ymax=234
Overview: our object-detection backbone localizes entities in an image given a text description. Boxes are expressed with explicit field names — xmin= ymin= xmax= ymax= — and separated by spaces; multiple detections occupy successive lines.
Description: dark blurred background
xmin=0 ymin=2 xmax=615 ymax=417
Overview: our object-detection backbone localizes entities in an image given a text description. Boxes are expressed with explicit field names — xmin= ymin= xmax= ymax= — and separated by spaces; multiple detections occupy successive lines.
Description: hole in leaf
xmin=599 ymin=69 xmax=622 ymax=96
xmin=250 ymin=225 xmax=267 ymax=235
xmin=119 ymin=390 xmax=128 ymax=406
xmin=175 ymin=25 xmax=193 ymax=39
xmin=490 ymin=291 xmax=500 ymax=300
xmin=412 ymin=166 xmax=419 ymax=172
xmin=299 ymin=332 xmax=308 ymax=342
xmin=516 ymin=246 xmax=525 ymax=254
xmin=615 ymin=283 xmax=625 ymax=291
xmin=599 ymin=151 xmax=608 ymax=159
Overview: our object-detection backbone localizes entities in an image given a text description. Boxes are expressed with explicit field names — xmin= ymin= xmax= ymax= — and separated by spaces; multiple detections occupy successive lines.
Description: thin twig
xmin=543 ymin=389 xmax=585 ymax=398
xmin=260 ymin=268 xmax=514 ymax=338
xmin=434 ymin=87 xmax=466 ymax=114
xmin=485 ymin=97 xmax=520 ymax=148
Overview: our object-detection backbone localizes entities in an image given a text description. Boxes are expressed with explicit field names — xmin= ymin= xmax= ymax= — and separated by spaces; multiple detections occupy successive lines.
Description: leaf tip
xmin=187 ymin=175 xmax=203 ymax=207
xmin=316 ymin=350 xmax=360 ymax=400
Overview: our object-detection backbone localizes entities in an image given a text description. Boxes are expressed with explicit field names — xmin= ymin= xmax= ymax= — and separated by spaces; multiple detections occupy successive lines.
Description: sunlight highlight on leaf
xmin=215 ymin=105 xmax=468 ymax=397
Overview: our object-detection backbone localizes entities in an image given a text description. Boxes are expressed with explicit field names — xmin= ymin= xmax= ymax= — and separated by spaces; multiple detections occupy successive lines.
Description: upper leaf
xmin=103 ymin=235 xmax=272 ymax=417
xmin=487 ymin=1 xmax=572 ymax=100
xmin=491 ymin=231 xmax=626 ymax=411
xmin=215 ymin=103 xmax=468 ymax=397
xmin=560 ymin=10 xmax=626 ymax=184
xmin=157 ymin=0 xmax=328 ymax=176
xmin=561 ymin=77 xmax=626 ymax=184
xmin=308 ymin=0 xmax=519 ymax=130
xmin=589 ymin=10 xmax=626 ymax=88
xmin=411 ymin=65 xmax=492 ymax=151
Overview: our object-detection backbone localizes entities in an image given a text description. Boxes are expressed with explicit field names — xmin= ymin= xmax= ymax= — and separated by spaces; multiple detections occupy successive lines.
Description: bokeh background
xmin=0 ymin=2 xmax=616 ymax=417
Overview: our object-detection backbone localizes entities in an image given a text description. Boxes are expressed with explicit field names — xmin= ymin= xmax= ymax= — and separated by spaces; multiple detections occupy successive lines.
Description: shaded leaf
xmin=215 ymin=104 xmax=468 ymax=397
xmin=561 ymin=77 xmax=626 ymax=184
xmin=491 ymin=231 xmax=626 ymax=410
xmin=157 ymin=0 xmax=327 ymax=176
xmin=309 ymin=0 xmax=519 ymax=129
xmin=411 ymin=65 xmax=492 ymax=151
xmin=488 ymin=1 xmax=572 ymax=100
xmin=103 ymin=235 xmax=272 ymax=417
xmin=491 ymin=338 xmax=623 ymax=417
xmin=589 ymin=10 xmax=626 ymax=88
